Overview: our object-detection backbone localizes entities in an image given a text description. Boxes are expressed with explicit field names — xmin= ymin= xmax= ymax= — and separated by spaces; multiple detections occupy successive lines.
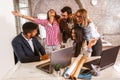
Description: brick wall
xmin=30 ymin=0 xmax=120 ymax=46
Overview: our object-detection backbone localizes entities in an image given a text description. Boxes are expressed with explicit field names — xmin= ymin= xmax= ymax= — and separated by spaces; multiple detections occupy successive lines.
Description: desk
xmin=3 ymin=50 xmax=120 ymax=80
xmin=102 ymin=39 xmax=112 ymax=47
xmin=3 ymin=60 xmax=65 ymax=80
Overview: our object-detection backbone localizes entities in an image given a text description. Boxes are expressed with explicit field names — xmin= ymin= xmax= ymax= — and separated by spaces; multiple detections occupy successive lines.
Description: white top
xmin=22 ymin=33 xmax=34 ymax=52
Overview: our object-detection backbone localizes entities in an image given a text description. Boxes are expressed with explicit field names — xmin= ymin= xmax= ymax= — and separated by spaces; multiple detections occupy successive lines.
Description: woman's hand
xmin=12 ymin=10 xmax=21 ymax=16
xmin=88 ymin=38 xmax=97 ymax=48
xmin=11 ymin=10 xmax=35 ymax=21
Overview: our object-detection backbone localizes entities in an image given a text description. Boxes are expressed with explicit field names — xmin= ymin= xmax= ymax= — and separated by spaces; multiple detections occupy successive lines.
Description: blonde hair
xmin=76 ymin=9 xmax=91 ymax=27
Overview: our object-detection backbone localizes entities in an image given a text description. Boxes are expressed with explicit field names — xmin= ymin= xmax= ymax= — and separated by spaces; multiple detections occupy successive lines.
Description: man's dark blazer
xmin=12 ymin=33 xmax=46 ymax=63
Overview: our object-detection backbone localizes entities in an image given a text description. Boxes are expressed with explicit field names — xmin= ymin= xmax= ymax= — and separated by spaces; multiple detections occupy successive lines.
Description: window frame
xmin=13 ymin=0 xmax=32 ymax=34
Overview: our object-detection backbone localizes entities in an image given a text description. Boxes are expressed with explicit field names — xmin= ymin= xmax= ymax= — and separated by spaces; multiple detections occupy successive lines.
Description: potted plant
xmin=54 ymin=64 xmax=61 ymax=77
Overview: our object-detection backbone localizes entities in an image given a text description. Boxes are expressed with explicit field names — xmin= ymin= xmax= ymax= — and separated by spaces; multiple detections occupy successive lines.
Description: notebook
xmin=83 ymin=46 xmax=120 ymax=70
xmin=36 ymin=46 xmax=75 ymax=73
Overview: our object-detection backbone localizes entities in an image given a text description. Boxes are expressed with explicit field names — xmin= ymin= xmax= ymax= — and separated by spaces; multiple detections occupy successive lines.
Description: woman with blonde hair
xmin=74 ymin=8 xmax=102 ymax=56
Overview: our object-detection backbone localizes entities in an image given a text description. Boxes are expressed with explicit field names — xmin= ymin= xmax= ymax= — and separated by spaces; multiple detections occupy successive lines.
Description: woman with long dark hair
xmin=71 ymin=27 xmax=85 ymax=57
xmin=71 ymin=26 xmax=96 ymax=57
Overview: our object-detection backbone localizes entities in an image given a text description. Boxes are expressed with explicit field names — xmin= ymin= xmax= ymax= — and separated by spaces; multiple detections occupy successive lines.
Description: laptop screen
xmin=36 ymin=47 xmax=75 ymax=73
xmin=99 ymin=46 xmax=119 ymax=68
xmin=50 ymin=47 xmax=75 ymax=68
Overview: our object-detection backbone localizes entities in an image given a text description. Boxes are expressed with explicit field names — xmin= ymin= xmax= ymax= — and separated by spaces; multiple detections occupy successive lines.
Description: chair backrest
xmin=14 ymin=52 xmax=18 ymax=64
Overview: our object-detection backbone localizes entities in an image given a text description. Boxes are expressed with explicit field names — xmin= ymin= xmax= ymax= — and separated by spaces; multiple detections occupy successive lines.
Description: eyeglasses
xmin=76 ymin=15 xmax=82 ymax=19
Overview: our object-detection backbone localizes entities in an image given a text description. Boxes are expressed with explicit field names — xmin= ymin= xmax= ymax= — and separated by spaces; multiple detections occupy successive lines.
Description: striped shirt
xmin=34 ymin=18 xmax=61 ymax=46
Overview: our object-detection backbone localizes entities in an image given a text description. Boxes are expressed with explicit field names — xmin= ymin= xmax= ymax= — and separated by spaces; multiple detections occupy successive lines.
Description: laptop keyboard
xmin=83 ymin=58 xmax=101 ymax=69
xmin=36 ymin=62 xmax=53 ymax=73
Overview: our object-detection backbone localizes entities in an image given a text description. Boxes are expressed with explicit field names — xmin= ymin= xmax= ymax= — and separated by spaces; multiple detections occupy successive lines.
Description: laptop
xmin=83 ymin=46 xmax=120 ymax=70
xmin=36 ymin=46 xmax=75 ymax=73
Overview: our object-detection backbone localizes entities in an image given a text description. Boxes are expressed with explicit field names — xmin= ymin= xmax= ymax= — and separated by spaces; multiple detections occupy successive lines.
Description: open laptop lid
xmin=50 ymin=46 xmax=75 ymax=68
xmin=99 ymin=46 xmax=120 ymax=69
xmin=36 ymin=47 xmax=75 ymax=73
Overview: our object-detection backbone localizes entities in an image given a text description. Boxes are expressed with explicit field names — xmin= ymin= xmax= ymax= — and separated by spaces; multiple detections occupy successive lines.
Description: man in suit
xmin=12 ymin=22 xmax=48 ymax=63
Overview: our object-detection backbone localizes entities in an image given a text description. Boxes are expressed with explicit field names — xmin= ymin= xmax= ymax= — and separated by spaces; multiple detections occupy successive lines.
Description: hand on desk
xmin=41 ymin=54 xmax=49 ymax=60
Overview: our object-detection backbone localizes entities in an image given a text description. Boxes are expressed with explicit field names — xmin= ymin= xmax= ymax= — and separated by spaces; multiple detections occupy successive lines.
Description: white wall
xmin=0 ymin=1 xmax=16 ymax=79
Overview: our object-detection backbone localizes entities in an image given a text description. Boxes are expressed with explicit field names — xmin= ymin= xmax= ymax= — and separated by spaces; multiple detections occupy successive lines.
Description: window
xmin=13 ymin=0 xmax=31 ymax=34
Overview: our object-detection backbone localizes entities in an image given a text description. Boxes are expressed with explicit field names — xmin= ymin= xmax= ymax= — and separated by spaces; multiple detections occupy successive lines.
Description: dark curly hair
xmin=61 ymin=6 xmax=72 ymax=15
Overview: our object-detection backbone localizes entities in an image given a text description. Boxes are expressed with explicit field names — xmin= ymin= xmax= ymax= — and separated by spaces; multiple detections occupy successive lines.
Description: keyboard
xmin=36 ymin=62 xmax=53 ymax=73
xmin=83 ymin=58 xmax=101 ymax=69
